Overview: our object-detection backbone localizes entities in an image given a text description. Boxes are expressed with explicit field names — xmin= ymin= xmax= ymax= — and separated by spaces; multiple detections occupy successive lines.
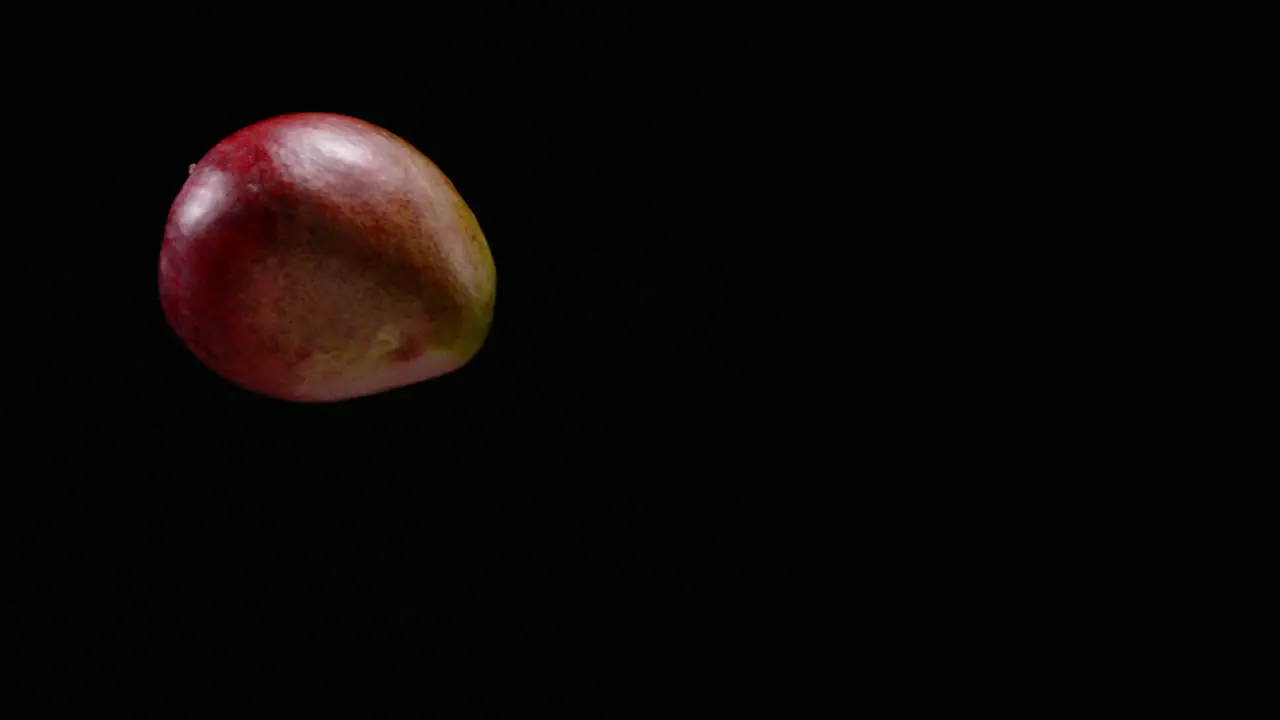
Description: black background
xmin=6 ymin=7 xmax=1115 ymax=716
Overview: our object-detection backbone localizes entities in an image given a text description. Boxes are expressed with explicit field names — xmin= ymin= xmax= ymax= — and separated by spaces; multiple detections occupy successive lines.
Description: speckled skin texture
xmin=159 ymin=113 xmax=496 ymax=402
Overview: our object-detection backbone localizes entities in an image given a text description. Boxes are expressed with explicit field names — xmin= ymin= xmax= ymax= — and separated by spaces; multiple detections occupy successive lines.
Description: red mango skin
xmin=159 ymin=113 xmax=496 ymax=402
